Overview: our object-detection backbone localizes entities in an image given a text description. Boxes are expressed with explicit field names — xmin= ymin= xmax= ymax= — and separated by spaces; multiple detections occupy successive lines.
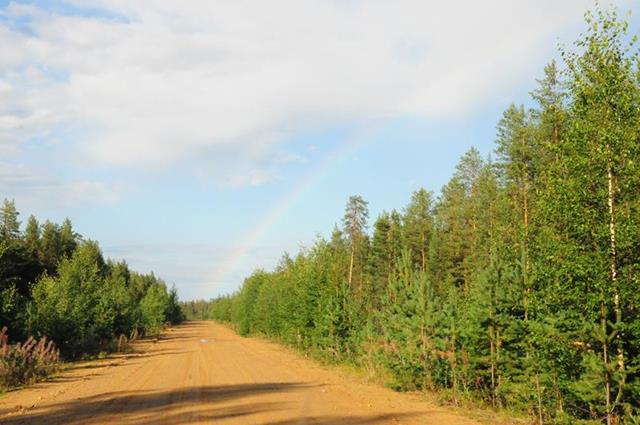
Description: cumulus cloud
xmin=0 ymin=0 xmax=623 ymax=185
xmin=0 ymin=162 xmax=130 ymax=208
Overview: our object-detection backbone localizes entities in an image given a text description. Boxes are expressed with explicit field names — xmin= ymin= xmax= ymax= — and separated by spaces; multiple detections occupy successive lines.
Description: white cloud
xmin=103 ymin=242 xmax=289 ymax=299
xmin=0 ymin=0 xmax=625 ymax=185
xmin=0 ymin=162 xmax=130 ymax=208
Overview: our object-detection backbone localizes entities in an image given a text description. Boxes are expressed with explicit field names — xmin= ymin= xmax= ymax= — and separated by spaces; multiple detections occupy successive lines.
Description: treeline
xmin=179 ymin=299 xmax=216 ymax=321
xmin=209 ymin=9 xmax=640 ymax=424
xmin=0 ymin=200 xmax=184 ymax=359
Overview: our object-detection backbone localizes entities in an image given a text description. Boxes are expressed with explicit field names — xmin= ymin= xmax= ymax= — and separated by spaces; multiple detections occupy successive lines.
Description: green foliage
xmin=209 ymin=7 xmax=640 ymax=424
xmin=0 ymin=199 xmax=20 ymax=241
xmin=140 ymin=283 xmax=170 ymax=336
xmin=0 ymin=203 xmax=184 ymax=366
xmin=378 ymin=251 xmax=441 ymax=391
xmin=28 ymin=243 xmax=108 ymax=357
xmin=165 ymin=285 xmax=186 ymax=325
xmin=403 ymin=189 xmax=434 ymax=274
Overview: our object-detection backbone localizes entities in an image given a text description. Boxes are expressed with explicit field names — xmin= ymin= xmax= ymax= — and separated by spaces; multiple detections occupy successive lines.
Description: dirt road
xmin=0 ymin=321 xmax=484 ymax=425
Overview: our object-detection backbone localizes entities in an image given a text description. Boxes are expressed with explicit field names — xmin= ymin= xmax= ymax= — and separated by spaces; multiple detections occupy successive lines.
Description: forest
xmin=0 ymin=198 xmax=183 ymax=387
xmin=209 ymin=9 xmax=640 ymax=424
xmin=180 ymin=299 xmax=216 ymax=321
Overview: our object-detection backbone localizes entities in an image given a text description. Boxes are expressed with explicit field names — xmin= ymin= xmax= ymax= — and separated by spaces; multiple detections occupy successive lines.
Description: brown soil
xmin=0 ymin=321 xmax=486 ymax=424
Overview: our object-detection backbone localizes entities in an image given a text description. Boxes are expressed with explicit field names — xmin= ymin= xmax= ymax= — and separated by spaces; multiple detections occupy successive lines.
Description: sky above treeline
xmin=0 ymin=0 xmax=636 ymax=300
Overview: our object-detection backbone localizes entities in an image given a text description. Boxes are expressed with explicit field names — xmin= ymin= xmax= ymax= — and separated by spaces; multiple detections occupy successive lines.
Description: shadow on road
xmin=1 ymin=382 xmax=421 ymax=425
xmin=156 ymin=321 xmax=211 ymax=343
xmin=265 ymin=412 xmax=424 ymax=425
xmin=2 ymin=383 xmax=302 ymax=424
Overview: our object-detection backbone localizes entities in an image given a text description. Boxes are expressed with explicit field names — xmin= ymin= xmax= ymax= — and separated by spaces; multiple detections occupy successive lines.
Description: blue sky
xmin=0 ymin=0 xmax=636 ymax=300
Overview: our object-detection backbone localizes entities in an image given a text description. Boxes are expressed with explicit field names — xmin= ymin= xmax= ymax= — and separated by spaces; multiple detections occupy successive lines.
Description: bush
xmin=0 ymin=326 xmax=59 ymax=390
xmin=27 ymin=243 xmax=108 ymax=357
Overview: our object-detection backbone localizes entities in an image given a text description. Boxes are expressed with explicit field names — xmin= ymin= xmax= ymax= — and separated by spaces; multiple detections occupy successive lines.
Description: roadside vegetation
xmin=0 ymin=201 xmax=184 ymax=390
xmin=210 ymin=9 xmax=640 ymax=424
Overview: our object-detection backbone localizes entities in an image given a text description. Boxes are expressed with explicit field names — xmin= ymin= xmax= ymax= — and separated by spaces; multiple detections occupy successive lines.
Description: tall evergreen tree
xmin=60 ymin=218 xmax=78 ymax=258
xmin=342 ymin=195 xmax=369 ymax=288
xmin=367 ymin=212 xmax=392 ymax=303
xmin=531 ymin=60 xmax=567 ymax=167
xmin=436 ymin=148 xmax=485 ymax=292
xmin=403 ymin=188 xmax=434 ymax=273
xmin=0 ymin=199 xmax=20 ymax=241
xmin=24 ymin=215 xmax=41 ymax=256
xmin=40 ymin=221 xmax=62 ymax=272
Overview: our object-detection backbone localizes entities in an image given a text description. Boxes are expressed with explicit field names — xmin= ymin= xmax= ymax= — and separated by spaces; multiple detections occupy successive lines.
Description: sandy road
xmin=0 ymin=321 xmax=483 ymax=425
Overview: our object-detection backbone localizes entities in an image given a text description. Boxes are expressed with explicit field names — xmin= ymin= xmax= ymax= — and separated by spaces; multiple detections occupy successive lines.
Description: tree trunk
xmin=496 ymin=328 xmax=502 ymax=408
xmin=421 ymin=232 xmax=426 ymax=273
xmin=450 ymin=321 xmax=458 ymax=407
xmin=348 ymin=241 xmax=355 ymax=286
xmin=553 ymin=375 xmax=564 ymax=415
xmin=607 ymin=161 xmax=625 ymax=412
xmin=522 ymin=133 xmax=530 ymax=322
xmin=420 ymin=322 xmax=428 ymax=389
xmin=535 ymin=373 xmax=544 ymax=425
xmin=602 ymin=307 xmax=612 ymax=425
xmin=490 ymin=322 xmax=496 ymax=408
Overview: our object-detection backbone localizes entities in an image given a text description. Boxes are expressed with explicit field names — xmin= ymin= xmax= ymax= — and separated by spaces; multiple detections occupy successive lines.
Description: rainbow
xmin=206 ymin=124 xmax=383 ymax=297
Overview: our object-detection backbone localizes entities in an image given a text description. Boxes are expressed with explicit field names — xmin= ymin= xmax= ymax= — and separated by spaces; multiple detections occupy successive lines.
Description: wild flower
xmin=0 ymin=326 xmax=60 ymax=390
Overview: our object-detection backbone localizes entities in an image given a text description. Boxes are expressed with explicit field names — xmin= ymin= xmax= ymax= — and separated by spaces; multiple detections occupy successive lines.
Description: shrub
xmin=0 ymin=326 xmax=60 ymax=390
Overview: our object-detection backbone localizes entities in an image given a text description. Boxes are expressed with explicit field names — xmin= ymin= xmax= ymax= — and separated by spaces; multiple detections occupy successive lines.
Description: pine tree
xmin=403 ymin=188 xmax=434 ymax=273
xmin=379 ymin=250 xmax=438 ymax=391
xmin=436 ymin=148 xmax=485 ymax=292
xmin=529 ymin=59 xmax=571 ymax=421
xmin=0 ymin=199 xmax=21 ymax=241
xmin=60 ymin=218 xmax=78 ymax=258
xmin=530 ymin=60 xmax=567 ymax=167
xmin=496 ymin=103 xmax=537 ymax=316
xmin=388 ymin=210 xmax=404 ymax=267
xmin=24 ymin=215 xmax=40 ymax=255
xmin=342 ymin=195 xmax=369 ymax=288
xmin=40 ymin=221 xmax=62 ymax=272
xmin=366 ymin=212 xmax=392 ymax=304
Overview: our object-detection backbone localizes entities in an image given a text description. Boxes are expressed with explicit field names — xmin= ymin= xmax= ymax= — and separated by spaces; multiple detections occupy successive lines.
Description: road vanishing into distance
xmin=0 ymin=322 xmax=484 ymax=425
